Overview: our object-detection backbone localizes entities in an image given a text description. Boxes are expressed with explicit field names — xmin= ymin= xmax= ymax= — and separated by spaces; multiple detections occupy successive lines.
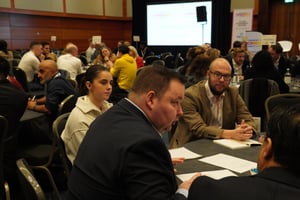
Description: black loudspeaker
xmin=196 ymin=6 xmax=207 ymax=22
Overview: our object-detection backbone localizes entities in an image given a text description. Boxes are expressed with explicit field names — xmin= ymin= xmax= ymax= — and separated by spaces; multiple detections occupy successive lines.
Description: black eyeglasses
xmin=209 ymin=71 xmax=232 ymax=81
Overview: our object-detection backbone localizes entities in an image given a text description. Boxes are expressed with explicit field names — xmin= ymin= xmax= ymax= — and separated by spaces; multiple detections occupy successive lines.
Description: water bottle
xmin=284 ymin=68 xmax=292 ymax=85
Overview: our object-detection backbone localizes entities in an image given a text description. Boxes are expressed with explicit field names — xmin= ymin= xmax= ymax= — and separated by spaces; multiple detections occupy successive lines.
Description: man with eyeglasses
xmin=170 ymin=58 xmax=256 ymax=148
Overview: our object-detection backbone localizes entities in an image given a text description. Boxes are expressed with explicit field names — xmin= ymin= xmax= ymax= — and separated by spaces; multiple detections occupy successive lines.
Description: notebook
xmin=213 ymin=139 xmax=261 ymax=149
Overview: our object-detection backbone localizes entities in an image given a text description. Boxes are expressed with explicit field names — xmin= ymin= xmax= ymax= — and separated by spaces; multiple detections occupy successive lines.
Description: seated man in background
xmin=0 ymin=56 xmax=27 ymax=197
xmin=41 ymin=41 xmax=57 ymax=61
xmin=66 ymin=66 xmax=197 ymax=199
xmin=188 ymin=104 xmax=300 ymax=200
xmin=27 ymin=59 xmax=76 ymax=119
xmin=170 ymin=58 xmax=256 ymax=148
xmin=24 ymin=60 xmax=76 ymax=144
xmin=224 ymin=48 xmax=250 ymax=81
xmin=57 ymin=43 xmax=82 ymax=80
xmin=18 ymin=41 xmax=44 ymax=90
xmin=268 ymin=43 xmax=291 ymax=78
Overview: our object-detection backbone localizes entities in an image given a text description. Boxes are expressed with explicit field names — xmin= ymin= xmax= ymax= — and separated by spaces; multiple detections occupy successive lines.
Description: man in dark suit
xmin=224 ymin=48 xmax=250 ymax=81
xmin=66 ymin=66 xmax=197 ymax=199
xmin=0 ymin=56 xmax=27 ymax=197
xmin=188 ymin=104 xmax=300 ymax=200
xmin=268 ymin=43 xmax=291 ymax=78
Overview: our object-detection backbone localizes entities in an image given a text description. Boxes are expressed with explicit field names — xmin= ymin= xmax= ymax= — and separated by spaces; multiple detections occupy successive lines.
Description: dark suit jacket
xmin=66 ymin=99 xmax=185 ymax=200
xmin=224 ymin=54 xmax=250 ymax=76
xmin=188 ymin=167 xmax=300 ymax=200
xmin=0 ymin=79 xmax=27 ymax=189
xmin=277 ymin=55 xmax=291 ymax=78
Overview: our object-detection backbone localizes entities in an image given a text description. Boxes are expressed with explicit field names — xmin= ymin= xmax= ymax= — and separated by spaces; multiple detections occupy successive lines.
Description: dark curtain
xmin=211 ymin=0 xmax=232 ymax=55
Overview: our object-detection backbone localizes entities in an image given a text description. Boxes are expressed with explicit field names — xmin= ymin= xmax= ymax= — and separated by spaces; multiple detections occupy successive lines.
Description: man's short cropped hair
xmin=267 ymin=103 xmax=300 ymax=176
xmin=131 ymin=65 xmax=186 ymax=98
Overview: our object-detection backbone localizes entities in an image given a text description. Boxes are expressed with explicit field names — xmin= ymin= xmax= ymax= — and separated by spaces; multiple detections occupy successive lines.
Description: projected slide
xmin=147 ymin=1 xmax=212 ymax=46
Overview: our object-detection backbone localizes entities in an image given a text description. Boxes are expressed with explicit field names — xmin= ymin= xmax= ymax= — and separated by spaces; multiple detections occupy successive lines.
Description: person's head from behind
xmin=0 ymin=40 xmax=8 ymax=53
xmin=207 ymin=58 xmax=232 ymax=96
xmin=251 ymin=50 xmax=274 ymax=71
xmin=232 ymin=40 xmax=242 ymax=48
xmin=80 ymin=65 xmax=113 ymax=104
xmin=186 ymin=54 xmax=211 ymax=79
xmin=258 ymin=104 xmax=300 ymax=176
xmin=65 ymin=43 xmax=78 ymax=57
xmin=118 ymin=45 xmax=130 ymax=56
xmin=185 ymin=46 xmax=206 ymax=61
xmin=128 ymin=46 xmax=139 ymax=59
xmin=129 ymin=66 xmax=186 ymax=132
xmin=232 ymin=48 xmax=245 ymax=66
xmin=206 ymin=48 xmax=221 ymax=62
xmin=30 ymin=41 xmax=42 ymax=57
xmin=37 ymin=60 xmax=58 ymax=84
xmin=268 ymin=43 xmax=283 ymax=62
xmin=0 ymin=56 xmax=10 ymax=80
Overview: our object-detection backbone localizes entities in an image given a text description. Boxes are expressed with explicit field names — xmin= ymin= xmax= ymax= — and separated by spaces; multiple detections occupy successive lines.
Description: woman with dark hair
xmin=61 ymin=65 xmax=113 ymax=164
xmin=245 ymin=50 xmax=289 ymax=93
xmin=184 ymin=54 xmax=211 ymax=88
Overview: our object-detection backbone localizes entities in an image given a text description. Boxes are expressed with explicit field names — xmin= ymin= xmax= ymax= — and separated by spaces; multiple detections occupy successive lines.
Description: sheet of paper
xmin=169 ymin=147 xmax=202 ymax=159
xmin=199 ymin=153 xmax=257 ymax=173
xmin=177 ymin=169 xmax=237 ymax=182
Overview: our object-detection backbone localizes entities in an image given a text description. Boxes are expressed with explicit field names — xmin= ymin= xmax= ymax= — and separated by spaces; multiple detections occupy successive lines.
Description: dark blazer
xmin=224 ymin=54 xmax=250 ymax=76
xmin=66 ymin=99 xmax=185 ymax=200
xmin=188 ymin=167 xmax=300 ymax=200
xmin=277 ymin=55 xmax=291 ymax=78
xmin=0 ymin=79 xmax=27 ymax=190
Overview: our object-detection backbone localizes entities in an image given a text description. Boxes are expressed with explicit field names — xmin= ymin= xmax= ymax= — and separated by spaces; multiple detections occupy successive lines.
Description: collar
xmin=125 ymin=98 xmax=162 ymax=136
xmin=257 ymin=167 xmax=300 ymax=189
xmin=205 ymin=81 xmax=225 ymax=100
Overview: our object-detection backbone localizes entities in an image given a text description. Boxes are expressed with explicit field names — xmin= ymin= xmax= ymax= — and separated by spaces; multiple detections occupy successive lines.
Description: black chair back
xmin=58 ymin=95 xmax=77 ymax=116
xmin=0 ymin=115 xmax=8 ymax=200
xmin=16 ymin=158 xmax=46 ymax=200
xmin=265 ymin=93 xmax=300 ymax=121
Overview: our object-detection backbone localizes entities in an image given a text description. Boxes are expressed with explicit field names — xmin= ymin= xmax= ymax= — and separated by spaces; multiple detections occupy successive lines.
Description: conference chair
xmin=278 ymin=40 xmax=293 ymax=52
xmin=144 ymin=55 xmax=159 ymax=66
xmin=0 ymin=115 xmax=11 ymax=200
xmin=278 ymin=40 xmax=293 ymax=58
xmin=52 ymin=113 xmax=71 ymax=177
xmin=239 ymin=78 xmax=280 ymax=131
xmin=57 ymin=94 xmax=77 ymax=116
xmin=16 ymin=158 xmax=47 ymax=200
xmin=265 ymin=93 xmax=300 ymax=122
xmin=17 ymin=113 xmax=72 ymax=200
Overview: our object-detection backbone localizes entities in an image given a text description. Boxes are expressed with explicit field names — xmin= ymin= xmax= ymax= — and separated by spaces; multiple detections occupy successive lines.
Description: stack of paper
xmin=169 ymin=147 xmax=202 ymax=159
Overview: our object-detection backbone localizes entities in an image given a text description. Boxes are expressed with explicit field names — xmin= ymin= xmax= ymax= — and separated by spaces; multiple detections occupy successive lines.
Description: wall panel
xmin=105 ymin=0 xmax=123 ymax=17
xmin=3 ymin=13 xmax=132 ymax=52
xmin=14 ymin=0 xmax=63 ymax=12
xmin=0 ymin=0 xmax=10 ymax=8
xmin=66 ymin=0 xmax=103 ymax=15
